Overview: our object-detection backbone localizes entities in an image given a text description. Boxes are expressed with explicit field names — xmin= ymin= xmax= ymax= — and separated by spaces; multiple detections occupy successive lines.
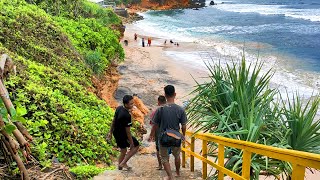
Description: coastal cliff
xmin=129 ymin=0 xmax=205 ymax=10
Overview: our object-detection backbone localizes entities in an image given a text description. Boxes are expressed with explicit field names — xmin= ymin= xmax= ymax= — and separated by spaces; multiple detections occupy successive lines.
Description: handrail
xmin=181 ymin=130 xmax=320 ymax=180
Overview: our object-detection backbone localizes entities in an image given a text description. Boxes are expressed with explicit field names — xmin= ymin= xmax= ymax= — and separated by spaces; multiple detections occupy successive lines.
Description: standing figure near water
xmin=142 ymin=38 xmax=145 ymax=47
xmin=147 ymin=37 xmax=152 ymax=46
xmin=134 ymin=33 xmax=137 ymax=41
xmin=107 ymin=95 xmax=140 ymax=170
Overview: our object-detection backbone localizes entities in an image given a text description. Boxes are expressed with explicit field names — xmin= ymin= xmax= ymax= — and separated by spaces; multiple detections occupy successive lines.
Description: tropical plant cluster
xmin=70 ymin=165 xmax=115 ymax=179
xmin=187 ymin=57 xmax=320 ymax=179
xmin=0 ymin=0 xmax=124 ymax=174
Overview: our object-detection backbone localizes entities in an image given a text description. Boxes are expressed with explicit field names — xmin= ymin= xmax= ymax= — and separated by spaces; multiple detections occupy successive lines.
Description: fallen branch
xmin=40 ymin=166 xmax=65 ymax=180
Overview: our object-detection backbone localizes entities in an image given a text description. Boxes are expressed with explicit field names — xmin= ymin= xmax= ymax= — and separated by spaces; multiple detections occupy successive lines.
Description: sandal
xmin=119 ymin=164 xmax=132 ymax=171
xmin=123 ymin=166 xmax=132 ymax=171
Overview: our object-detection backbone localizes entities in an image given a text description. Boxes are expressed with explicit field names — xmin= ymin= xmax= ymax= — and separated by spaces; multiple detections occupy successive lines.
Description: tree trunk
xmin=2 ymin=136 xmax=30 ymax=180
xmin=0 ymin=54 xmax=32 ymax=179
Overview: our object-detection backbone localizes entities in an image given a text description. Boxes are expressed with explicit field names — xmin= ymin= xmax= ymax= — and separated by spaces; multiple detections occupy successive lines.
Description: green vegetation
xmin=0 ymin=0 xmax=124 ymax=169
xmin=70 ymin=165 xmax=115 ymax=179
xmin=54 ymin=17 xmax=124 ymax=74
xmin=187 ymin=57 xmax=320 ymax=179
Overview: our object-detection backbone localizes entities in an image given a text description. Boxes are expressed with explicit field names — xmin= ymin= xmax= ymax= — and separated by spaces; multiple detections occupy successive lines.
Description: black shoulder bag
xmin=158 ymin=106 xmax=183 ymax=147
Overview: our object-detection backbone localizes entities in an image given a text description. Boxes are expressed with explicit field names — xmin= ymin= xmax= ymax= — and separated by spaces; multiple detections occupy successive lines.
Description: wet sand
xmin=109 ymin=24 xmax=320 ymax=180
xmin=117 ymin=24 xmax=208 ymax=108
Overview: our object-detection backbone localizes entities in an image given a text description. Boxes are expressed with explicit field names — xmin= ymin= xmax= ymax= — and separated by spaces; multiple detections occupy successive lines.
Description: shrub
xmin=70 ymin=165 xmax=115 ymax=179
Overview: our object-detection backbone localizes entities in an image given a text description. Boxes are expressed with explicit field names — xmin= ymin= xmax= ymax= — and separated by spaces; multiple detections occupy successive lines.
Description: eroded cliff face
xmin=130 ymin=0 xmax=190 ymax=10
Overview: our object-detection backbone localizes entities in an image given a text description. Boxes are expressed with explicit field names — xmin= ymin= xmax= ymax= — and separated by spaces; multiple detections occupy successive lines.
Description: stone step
xmin=94 ymin=154 xmax=202 ymax=180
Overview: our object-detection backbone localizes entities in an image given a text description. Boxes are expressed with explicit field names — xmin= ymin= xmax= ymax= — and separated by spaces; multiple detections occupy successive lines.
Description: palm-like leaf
xmin=281 ymin=93 xmax=320 ymax=153
xmin=187 ymin=56 xmax=289 ymax=178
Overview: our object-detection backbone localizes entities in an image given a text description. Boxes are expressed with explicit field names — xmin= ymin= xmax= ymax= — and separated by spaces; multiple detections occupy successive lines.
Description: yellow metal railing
xmin=181 ymin=131 xmax=320 ymax=180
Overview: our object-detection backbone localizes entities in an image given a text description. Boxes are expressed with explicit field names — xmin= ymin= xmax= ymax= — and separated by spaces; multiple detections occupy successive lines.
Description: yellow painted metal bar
xmin=183 ymin=131 xmax=320 ymax=180
xmin=185 ymin=131 xmax=320 ymax=169
xmin=292 ymin=164 xmax=306 ymax=180
xmin=182 ymin=141 xmax=186 ymax=168
xmin=242 ymin=150 xmax=251 ymax=179
xmin=190 ymin=136 xmax=195 ymax=172
xmin=182 ymin=147 xmax=246 ymax=180
xmin=202 ymin=140 xmax=208 ymax=179
xmin=218 ymin=144 xmax=224 ymax=180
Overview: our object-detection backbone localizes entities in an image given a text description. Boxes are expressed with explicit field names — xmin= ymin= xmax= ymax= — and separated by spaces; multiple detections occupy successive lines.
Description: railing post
xmin=242 ymin=150 xmax=252 ymax=179
xmin=291 ymin=164 xmax=305 ymax=180
xmin=190 ymin=136 xmax=195 ymax=172
xmin=202 ymin=140 xmax=208 ymax=179
xmin=182 ymin=140 xmax=186 ymax=168
xmin=218 ymin=144 xmax=224 ymax=180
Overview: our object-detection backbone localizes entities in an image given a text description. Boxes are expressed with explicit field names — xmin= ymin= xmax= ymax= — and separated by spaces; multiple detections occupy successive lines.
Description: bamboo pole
xmin=0 ymin=54 xmax=31 ymax=179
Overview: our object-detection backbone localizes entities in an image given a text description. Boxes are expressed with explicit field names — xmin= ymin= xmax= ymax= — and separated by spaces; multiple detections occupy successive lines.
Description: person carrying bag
xmin=158 ymin=107 xmax=184 ymax=147
xmin=148 ymin=85 xmax=187 ymax=180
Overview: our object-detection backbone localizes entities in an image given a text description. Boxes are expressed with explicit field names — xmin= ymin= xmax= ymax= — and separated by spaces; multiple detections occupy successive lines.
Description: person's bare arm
xmin=181 ymin=124 xmax=186 ymax=140
xmin=125 ymin=127 xmax=134 ymax=149
xmin=149 ymin=123 xmax=158 ymax=141
xmin=107 ymin=117 xmax=116 ymax=140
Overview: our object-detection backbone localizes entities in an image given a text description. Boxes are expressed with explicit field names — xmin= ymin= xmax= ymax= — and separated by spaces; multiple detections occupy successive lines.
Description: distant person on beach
xmin=164 ymin=40 xmax=167 ymax=45
xmin=149 ymin=85 xmax=187 ymax=180
xmin=177 ymin=43 xmax=179 ymax=47
xmin=150 ymin=95 xmax=167 ymax=170
xmin=124 ymin=40 xmax=128 ymax=46
xmin=170 ymin=39 xmax=174 ymax=44
xmin=142 ymin=37 xmax=145 ymax=47
xmin=134 ymin=33 xmax=137 ymax=41
xmin=147 ymin=37 xmax=152 ymax=46
xmin=107 ymin=95 xmax=140 ymax=170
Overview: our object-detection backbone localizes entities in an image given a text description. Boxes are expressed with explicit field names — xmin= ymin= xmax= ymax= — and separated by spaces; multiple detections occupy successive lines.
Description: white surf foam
xmin=212 ymin=3 xmax=320 ymax=22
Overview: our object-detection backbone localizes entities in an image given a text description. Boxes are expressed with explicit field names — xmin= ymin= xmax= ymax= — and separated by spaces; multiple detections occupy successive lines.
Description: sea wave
xmin=134 ymin=10 xmax=319 ymax=98
xmin=212 ymin=3 xmax=320 ymax=22
xmin=182 ymin=23 xmax=320 ymax=35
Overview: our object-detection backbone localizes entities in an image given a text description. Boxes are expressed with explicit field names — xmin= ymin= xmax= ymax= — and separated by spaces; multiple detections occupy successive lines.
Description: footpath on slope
xmin=94 ymin=127 xmax=202 ymax=180
xmin=94 ymin=23 xmax=206 ymax=179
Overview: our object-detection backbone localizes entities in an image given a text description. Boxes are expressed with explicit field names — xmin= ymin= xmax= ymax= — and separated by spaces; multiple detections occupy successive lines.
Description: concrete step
xmin=94 ymin=154 xmax=202 ymax=180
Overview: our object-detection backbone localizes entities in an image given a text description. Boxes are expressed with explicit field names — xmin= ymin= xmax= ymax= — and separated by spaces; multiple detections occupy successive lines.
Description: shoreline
xmin=115 ymin=22 xmax=320 ymax=179
xmin=117 ymin=24 xmax=208 ymax=108
xmin=124 ymin=10 xmax=320 ymax=100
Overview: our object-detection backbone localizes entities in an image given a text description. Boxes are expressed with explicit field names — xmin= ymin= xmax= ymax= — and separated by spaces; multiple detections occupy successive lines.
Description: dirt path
xmin=94 ymin=23 xmax=205 ymax=179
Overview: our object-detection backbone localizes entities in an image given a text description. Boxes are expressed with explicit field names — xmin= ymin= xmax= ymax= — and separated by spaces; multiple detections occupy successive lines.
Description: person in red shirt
xmin=147 ymin=37 xmax=152 ymax=46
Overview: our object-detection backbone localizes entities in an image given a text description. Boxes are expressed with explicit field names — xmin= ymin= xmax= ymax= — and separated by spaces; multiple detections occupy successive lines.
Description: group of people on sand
xmin=164 ymin=39 xmax=179 ymax=47
xmin=134 ymin=33 xmax=152 ymax=47
xmin=107 ymin=85 xmax=187 ymax=180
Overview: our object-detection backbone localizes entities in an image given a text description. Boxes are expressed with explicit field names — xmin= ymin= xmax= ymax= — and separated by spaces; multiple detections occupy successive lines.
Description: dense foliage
xmin=29 ymin=0 xmax=121 ymax=25
xmin=54 ymin=17 xmax=124 ymax=74
xmin=70 ymin=165 xmax=115 ymax=179
xmin=187 ymin=57 xmax=320 ymax=179
xmin=0 ymin=0 xmax=124 ymax=167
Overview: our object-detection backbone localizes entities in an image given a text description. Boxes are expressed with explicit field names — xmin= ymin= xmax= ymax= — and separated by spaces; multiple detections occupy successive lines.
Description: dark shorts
xmin=114 ymin=134 xmax=139 ymax=149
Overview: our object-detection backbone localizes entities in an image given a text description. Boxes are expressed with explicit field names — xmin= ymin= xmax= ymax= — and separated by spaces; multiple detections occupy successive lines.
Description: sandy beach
xmin=116 ymin=24 xmax=208 ymax=108
xmin=108 ymin=23 xmax=320 ymax=180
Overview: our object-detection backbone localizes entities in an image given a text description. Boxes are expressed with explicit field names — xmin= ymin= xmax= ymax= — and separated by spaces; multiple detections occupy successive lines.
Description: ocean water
xmin=133 ymin=0 xmax=320 ymax=98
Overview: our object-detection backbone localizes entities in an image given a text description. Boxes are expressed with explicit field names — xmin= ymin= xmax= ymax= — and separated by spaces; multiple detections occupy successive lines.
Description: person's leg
xmin=172 ymin=147 xmax=181 ymax=176
xmin=156 ymin=150 xmax=162 ymax=169
xmin=118 ymin=148 xmax=127 ymax=169
xmin=119 ymin=146 xmax=139 ymax=168
xmin=156 ymin=139 xmax=162 ymax=169
xmin=160 ymin=146 xmax=173 ymax=180
xmin=119 ymin=137 xmax=140 ymax=168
